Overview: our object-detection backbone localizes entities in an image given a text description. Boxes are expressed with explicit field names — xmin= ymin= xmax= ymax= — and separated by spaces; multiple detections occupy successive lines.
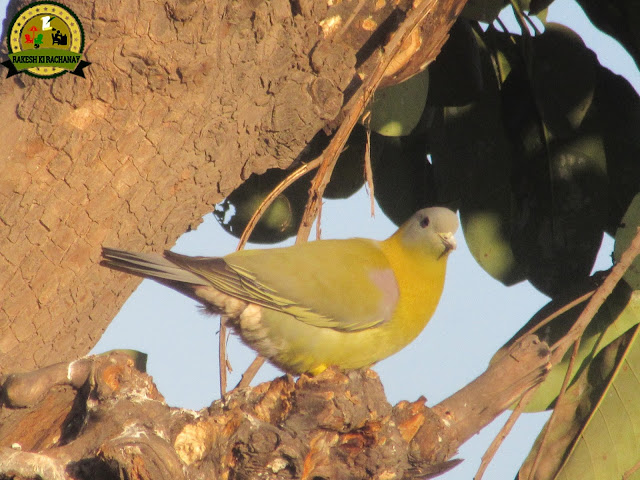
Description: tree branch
xmin=0 ymin=332 xmax=551 ymax=480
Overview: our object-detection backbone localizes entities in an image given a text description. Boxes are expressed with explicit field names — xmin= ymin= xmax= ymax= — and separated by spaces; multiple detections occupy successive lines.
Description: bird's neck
xmin=379 ymin=234 xmax=447 ymax=291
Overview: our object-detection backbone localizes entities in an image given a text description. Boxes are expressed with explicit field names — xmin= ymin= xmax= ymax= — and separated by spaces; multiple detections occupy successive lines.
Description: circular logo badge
xmin=5 ymin=1 xmax=88 ymax=78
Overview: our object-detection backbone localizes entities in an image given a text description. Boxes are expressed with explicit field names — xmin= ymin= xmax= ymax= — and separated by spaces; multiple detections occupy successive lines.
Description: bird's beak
xmin=439 ymin=232 xmax=457 ymax=256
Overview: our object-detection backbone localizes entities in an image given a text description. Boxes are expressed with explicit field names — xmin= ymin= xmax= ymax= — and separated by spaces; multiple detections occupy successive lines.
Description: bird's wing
xmin=165 ymin=239 xmax=399 ymax=332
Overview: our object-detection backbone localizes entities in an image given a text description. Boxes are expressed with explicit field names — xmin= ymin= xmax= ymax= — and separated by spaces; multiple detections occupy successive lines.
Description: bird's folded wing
xmin=165 ymin=239 xmax=399 ymax=332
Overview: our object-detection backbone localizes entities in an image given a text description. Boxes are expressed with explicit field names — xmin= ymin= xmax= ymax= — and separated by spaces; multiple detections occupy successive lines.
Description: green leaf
xmin=368 ymin=68 xmax=429 ymax=137
xmin=531 ymin=23 xmax=598 ymax=138
xmin=371 ymin=135 xmax=434 ymax=227
xmin=480 ymin=26 xmax=519 ymax=84
xmin=574 ymin=0 xmax=640 ymax=71
xmin=614 ymin=193 xmax=640 ymax=289
xmin=529 ymin=0 xmax=553 ymax=16
xmin=460 ymin=192 xmax=525 ymax=286
xmin=214 ymin=168 xmax=311 ymax=244
xmin=519 ymin=324 xmax=640 ymax=479
xmin=427 ymin=19 xmax=482 ymax=106
xmin=594 ymin=67 xmax=640 ymax=234
xmin=504 ymin=57 xmax=608 ymax=296
xmin=460 ymin=0 xmax=507 ymax=23
xmin=430 ymin=31 xmax=525 ymax=285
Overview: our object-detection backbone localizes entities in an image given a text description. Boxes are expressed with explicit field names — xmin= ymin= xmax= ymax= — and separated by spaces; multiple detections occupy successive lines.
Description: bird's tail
xmin=101 ymin=247 xmax=208 ymax=288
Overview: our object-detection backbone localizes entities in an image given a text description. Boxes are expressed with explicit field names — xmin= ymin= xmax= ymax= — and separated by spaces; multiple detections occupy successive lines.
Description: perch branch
xmin=1 ymin=333 xmax=557 ymax=479
xmin=433 ymin=334 xmax=551 ymax=451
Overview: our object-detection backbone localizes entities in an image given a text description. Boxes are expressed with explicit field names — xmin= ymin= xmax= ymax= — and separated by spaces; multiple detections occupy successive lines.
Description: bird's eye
xmin=420 ymin=216 xmax=430 ymax=228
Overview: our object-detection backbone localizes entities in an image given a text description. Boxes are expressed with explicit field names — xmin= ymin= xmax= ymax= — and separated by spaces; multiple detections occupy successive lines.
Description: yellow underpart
xmin=378 ymin=233 xmax=447 ymax=343
xmin=241 ymin=235 xmax=448 ymax=375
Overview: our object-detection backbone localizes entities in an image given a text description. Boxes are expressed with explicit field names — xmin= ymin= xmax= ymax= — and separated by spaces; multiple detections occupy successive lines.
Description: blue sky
xmin=2 ymin=0 xmax=639 ymax=478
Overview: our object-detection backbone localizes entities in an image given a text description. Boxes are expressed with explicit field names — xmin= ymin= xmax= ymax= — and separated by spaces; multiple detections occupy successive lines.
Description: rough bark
xmin=0 ymin=0 xmax=465 ymax=374
xmin=0 ymin=335 xmax=550 ymax=479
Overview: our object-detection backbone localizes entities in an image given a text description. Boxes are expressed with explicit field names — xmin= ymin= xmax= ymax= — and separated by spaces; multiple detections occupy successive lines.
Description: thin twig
xmin=623 ymin=458 xmax=640 ymax=480
xmin=237 ymin=158 xmax=323 ymax=250
xmin=335 ymin=0 xmax=366 ymax=39
xmin=517 ymin=290 xmax=595 ymax=343
xmin=315 ymin=202 xmax=323 ymax=240
xmin=235 ymin=355 xmax=267 ymax=389
xmin=527 ymin=338 xmax=581 ymax=480
xmin=364 ymin=125 xmax=375 ymax=217
xmin=475 ymin=387 xmax=538 ymax=480
xmin=219 ymin=316 xmax=228 ymax=398
xmin=495 ymin=17 xmax=509 ymax=34
xmin=296 ymin=0 xmax=439 ymax=243
xmin=523 ymin=13 xmax=541 ymax=36
xmin=509 ymin=0 xmax=531 ymax=36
